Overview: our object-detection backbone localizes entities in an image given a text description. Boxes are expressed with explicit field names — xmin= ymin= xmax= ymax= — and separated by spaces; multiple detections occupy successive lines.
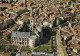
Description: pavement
xmin=57 ymin=30 xmax=68 ymax=56
xmin=21 ymin=52 xmax=32 ymax=56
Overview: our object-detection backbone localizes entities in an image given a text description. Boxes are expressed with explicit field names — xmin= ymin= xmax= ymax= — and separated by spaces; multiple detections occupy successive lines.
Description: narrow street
xmin=52 ymin=27 xmax=58 ymax=56
xmin=57 ymin=29 xmax=68 ymax=56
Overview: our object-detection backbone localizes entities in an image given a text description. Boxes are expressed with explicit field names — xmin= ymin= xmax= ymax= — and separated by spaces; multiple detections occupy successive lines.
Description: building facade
xmin=11 ymin=31 xmax=38 ymax=48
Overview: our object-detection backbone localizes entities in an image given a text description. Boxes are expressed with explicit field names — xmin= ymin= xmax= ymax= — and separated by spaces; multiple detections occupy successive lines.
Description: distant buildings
xmin=0 ymin=0 xmax=80 ymax=56
xmin=26 ymin=1 xmax=31 ymax=6
xmin=0 ymin=3 xmax=11 ymax=7
xmin=57 ymin=21 xmax=80 ymax=55
xmin=19 ymin=0 xmax=26 ymax=4
xmin=0 ymin=11 xmax=14 ymax=30
xmin=0 ymin=0 xmax=26 ymax=4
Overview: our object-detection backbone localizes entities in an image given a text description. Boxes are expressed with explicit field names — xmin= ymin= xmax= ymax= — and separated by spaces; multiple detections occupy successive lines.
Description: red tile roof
xmin=44 ymin=17 xmax=49 ymax=19
xmin=69 ymin=21 xmax=73 ymax=23
xmin=26 ymin=2 xmax=31 ymax=5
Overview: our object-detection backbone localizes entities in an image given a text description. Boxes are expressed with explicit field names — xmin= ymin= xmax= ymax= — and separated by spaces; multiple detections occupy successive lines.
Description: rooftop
xmin=70 ymin=39 xmax=80 ymax=50
xmin=11 ymin=31 xmax=30 ymax=38
xmin=8 ymin=6 xmax=26 ymax=12
xmin=30 ymin=35 xmax=37 ymax=40
xmin=73 ymin=23 xmax=80 ymax=30
xmin=17 ymin=15 xmax=29 ymax=22
xmin=26 ymin=2 xmax=31 ymax=5
xmin=0 ymin=3 xmax=11 ymax=6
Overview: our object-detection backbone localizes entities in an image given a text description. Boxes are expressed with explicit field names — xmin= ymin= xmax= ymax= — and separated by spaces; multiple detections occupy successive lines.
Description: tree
xmin=71 ymin=0 xmax=76 ymax=2
xmin=9 ymin=49 xmax=12 ymax=52
xmin=2 ymin=49 xmax=6 ymax=52
xmin=0 ymin=45 xmax=2 ymax=49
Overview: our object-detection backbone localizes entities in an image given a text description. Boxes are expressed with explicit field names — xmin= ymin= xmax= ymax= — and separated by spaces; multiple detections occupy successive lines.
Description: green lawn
xmin=33 ymin=37 xmax=54 ymax=53
xmin=43 ymin=40 xmax=50 ymax=45
xmin=34 ymin=46 xmax=50 ymax=53
xmin=0 ymin=45 xmax=18 ymax=52
xmin=8 ymin=45 xmax=17 ymax=52
xmin=0 ymin=45 xmax=6 ymax=52
xmin=0 ymin=40 xmax=9 ymax=44
xmin=21 ymin=46 xmax=30 ymax=51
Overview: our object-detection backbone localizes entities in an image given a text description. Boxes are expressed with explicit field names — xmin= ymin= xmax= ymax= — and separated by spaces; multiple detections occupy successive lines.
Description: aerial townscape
xmin=0 ymin=0 xmax=80 ymax=56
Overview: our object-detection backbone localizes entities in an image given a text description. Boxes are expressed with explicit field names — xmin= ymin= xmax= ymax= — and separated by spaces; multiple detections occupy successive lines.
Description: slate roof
xmin=11 ymin=31 xmax=30 ymax=38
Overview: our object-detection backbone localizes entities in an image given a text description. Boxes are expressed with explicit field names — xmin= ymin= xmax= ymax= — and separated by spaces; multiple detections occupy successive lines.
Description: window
xmin=78 ymin=41 xmax=80 ymax=45
xmin=19 ymin=38 xmax=21 ymax=41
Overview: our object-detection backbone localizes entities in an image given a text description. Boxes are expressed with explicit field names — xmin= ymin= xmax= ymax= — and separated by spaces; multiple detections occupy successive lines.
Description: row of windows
xmin=13 ymin=41 xmax=28 ymax=44
xmin=12 ymin=37 xmax=28 ymax=41
xmin=13 ymin=40 xmax=35 ymax=45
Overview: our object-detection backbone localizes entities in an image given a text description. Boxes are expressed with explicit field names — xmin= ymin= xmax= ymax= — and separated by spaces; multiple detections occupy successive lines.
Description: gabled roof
xmin=0 ymin=3 xmax=11 ymax=6
xmin=69 ymin=21 xmax=73 ymax=23
xmin=26 ymin=2 xmax=31 ymax=5
xmin=11 ymin=31 xmax=30 ymax=38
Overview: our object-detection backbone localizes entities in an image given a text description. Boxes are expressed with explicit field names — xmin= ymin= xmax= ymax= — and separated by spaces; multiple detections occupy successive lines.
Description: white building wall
xmin=11 ymin=36 xmax=37 ymax=48
xmin=28 ymin=37 xmax=37 ymax=48
xmin=12 ymin=37 xmax=28 ymax=46
xmin=69 ymin=22 xmax=71 ymax=28
xmin=16 ymin=21 xmax=23 ymax=25
xmin=29 ymin=39 xmax=34 ymax=48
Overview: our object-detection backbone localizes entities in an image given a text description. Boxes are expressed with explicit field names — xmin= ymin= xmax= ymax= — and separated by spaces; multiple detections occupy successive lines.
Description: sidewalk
xmin=57 ymin=30 xmax=68 ymax=56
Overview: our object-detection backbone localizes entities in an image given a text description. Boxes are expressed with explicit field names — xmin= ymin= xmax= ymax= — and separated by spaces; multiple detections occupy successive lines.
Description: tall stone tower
xmin=29 ymin=11 xmax=34 ymax=31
